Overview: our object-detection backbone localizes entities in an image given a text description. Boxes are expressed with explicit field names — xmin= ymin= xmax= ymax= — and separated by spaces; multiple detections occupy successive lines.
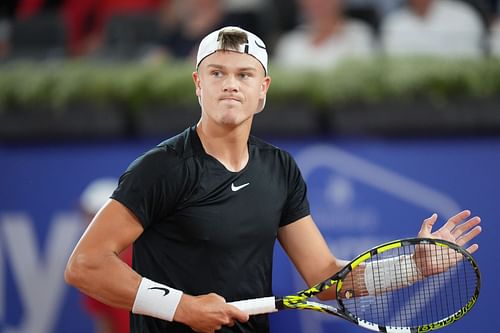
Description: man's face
xmin=193 ymin=50 xmax=271 ymax=128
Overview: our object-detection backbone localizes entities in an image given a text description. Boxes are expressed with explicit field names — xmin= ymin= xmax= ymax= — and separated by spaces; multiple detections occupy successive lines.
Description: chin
xmin=219 ymin=114 xmax=252 ymax=128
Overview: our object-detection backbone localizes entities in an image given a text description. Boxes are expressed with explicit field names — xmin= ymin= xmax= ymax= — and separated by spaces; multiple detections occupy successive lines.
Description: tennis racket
xmin=229 ymin=238 xmax=480 ymax=332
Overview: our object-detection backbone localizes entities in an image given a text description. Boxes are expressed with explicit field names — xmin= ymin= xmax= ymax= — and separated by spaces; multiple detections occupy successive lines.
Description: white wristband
xmin=132 ymin=277 xmax=183 ymax=322
xmin=364 ymin=255 xmax=422 ymax=295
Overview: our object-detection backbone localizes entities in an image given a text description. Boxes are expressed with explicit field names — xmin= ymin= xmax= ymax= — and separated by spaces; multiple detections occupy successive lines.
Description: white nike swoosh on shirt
xmin=231 ymin=182 xmax=250 ymax=192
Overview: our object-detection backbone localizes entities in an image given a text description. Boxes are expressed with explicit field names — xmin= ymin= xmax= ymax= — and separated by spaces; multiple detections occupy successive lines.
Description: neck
xmin=196 ymin=120 xmax=251 ymax=172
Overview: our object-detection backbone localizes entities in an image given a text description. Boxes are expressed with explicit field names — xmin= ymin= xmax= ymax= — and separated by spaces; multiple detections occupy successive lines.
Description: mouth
xmin=220 ymin=96 xmax=242 ymax=103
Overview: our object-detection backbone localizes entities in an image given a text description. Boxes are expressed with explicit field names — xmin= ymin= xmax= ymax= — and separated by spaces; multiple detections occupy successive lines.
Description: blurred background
xmin=0 ymin=0 xmax=499 ymax=332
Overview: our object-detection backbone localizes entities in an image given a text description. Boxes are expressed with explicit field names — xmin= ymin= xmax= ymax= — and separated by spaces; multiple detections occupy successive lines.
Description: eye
xmin=239 ymin=72 xmax=252 ymax=79
xmin=211 ymin=70 xmax=223 ymax=78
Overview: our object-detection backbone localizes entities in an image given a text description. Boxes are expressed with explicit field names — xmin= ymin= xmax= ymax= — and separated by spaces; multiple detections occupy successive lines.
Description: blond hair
xmin=217 ymin=29 xmax=248 ymax=51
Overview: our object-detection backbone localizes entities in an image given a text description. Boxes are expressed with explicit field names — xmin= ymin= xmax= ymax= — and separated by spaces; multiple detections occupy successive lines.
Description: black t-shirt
xmin=111 ymin=126 xmax=310 ymax=333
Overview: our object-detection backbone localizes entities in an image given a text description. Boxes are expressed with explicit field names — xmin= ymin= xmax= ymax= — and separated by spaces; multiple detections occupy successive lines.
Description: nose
xmin=222 ymin=74 xmax=239 ymax=93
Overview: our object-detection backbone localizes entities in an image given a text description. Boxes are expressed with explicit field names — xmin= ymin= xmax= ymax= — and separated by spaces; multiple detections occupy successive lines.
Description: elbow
xmin=64 ymin=253 xmax=93 ymax=289
xmin=64 ymin=262 xmax=78 ymax=288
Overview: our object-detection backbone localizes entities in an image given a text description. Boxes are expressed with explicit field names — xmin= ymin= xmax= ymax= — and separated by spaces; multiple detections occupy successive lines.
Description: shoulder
xmin=382 ymin=7 xmax=414 ymax=29
xmin=274 ymin=26 xmax=309 ymax=51
xmin=250 ymin=135 xmax=286 ymax=155
xmin=249 ymin=135 xmax=297 ymax=167
xmin=342 ymin=19 xmax=375 ymax=46
xmin=435 ymin=0 xmax=484 ymax=28
xmin=344 ymin=19 xmax=373 ymax=36
xmin=278 ymin=25 xmax=309 ymax=42
xmin=156 ymin=126 xmax=198 ymax=159
xmin=127 ymin=127 xmax=197 ymax=175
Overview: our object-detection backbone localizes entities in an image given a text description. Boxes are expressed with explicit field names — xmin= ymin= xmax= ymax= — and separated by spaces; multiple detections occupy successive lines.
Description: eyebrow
xmin=206 ymin=64 xmax=257 ymax=72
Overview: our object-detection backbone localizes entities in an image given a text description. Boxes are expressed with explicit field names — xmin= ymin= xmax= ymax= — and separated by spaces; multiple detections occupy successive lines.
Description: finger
xmin=227 ymin=305 xmax=249 ymax=323
xmin=456 ymin=225 xmax=482 ymax=247
xmin=418 ymin=213 xmax=438 ymax=237
xmin=441 ymin=210 xmax=471 ymax=232
xmin=465 ymin=243 xmax=479 ymax=254
xmin=451 ymin=216 xmax=481 ymax=238
xmin=220 ymin=313 xmax=236 ymax=327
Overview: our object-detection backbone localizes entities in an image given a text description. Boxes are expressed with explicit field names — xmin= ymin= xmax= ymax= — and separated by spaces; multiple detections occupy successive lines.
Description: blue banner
xmin=0 ymin=137 xmax=498 ymax=333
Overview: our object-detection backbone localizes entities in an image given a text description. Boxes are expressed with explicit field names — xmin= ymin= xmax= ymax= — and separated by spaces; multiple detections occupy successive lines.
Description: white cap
xmin=80 ymin=178 xmax=117 ymax=215
xmin=196 ymin=26 xmax=268 ymax=75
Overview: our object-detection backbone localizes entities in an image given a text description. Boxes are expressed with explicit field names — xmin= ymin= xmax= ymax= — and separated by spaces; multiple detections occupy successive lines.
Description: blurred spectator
xmin=269 ymin=0 xmax=300 ymax=35
xmin=79 ymin=178 xmax=132 ymax=333
xmin=345 ymin=0 xmax=405 ymax=16
xmin=0 ymin=1 xmax=17 ymax=59
xmin=381 ymin=0 xmax=486 ymax=58
xmin=488 ymin=0 xmax=500 ymax=55
xmin=223 ymin=0 xmax=265 ymax=12
xmin=62 ymin=0 xmax=162 ymax=57
xmin=5 ymin=0 xmax=67 ymax=60
xmin=0 ymin=19 xmax=10 ymax=58
xmin=15 ymin=0 xmax=64 ymax=19
xmin=223 ymin=0 xmax=267 ymax=36
xmin=1 ymin=0 xmax=162 ymax=59
xmin=144 ymin=0 xmax=233 ymax=64
xmin=272 ymin=0 xmax=375 ymax=70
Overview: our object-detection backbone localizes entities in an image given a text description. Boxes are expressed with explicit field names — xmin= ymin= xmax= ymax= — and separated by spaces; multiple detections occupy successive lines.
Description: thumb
xmin=418 ymin=213 xmax=438 ymax=237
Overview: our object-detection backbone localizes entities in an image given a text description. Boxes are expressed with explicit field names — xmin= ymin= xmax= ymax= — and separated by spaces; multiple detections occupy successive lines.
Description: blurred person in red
xmin=80 ymin=178 xmax=133 ymax=333
xmin=15 ymin=0 xmax=63 ymax=19
xmin=9 ymin=0 xmax=163 ymax=57
xmin=62 ymin=0 xmax=163 ymax=57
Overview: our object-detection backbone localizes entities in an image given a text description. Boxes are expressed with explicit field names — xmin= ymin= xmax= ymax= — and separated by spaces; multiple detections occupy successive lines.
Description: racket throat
xmin=275 ymin=297 xmax=285 ymax=310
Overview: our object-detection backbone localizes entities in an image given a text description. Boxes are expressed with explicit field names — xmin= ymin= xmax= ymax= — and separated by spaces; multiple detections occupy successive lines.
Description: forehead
xmin=199 ymin=50 xmax=265 ymax=74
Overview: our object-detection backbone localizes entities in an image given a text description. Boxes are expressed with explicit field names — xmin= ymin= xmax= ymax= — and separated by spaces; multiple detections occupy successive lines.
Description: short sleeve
xmin=279 ymin=152 xmax=310 ymax=227
xmin=111 ymin=147 xmax=183 ymax=229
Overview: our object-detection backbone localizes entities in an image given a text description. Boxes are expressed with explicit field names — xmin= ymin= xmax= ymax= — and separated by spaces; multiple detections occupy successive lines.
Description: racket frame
xmin=278 ymin=238 xmax=481 ymax=332
xmin=230 ymin=238 xmax=481 ymax=332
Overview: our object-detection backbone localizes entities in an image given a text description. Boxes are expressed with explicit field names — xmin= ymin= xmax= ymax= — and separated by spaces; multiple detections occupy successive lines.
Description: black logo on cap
xmin=254 ymin=40 xmax=266 ymax=50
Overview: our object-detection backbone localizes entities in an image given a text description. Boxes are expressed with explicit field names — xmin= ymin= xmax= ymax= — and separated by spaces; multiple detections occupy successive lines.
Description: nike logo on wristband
xmin=231 ymin=182 xmax=250 ymax=192
xmin=149 ymin=287 xmax=170 ymax=296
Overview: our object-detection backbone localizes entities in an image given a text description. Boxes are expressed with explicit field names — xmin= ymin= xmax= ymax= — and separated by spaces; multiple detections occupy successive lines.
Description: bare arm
xmin=65 ymin=199 xmax=144 ymax=309
xmin=277 ymin=215 xmax=351 ymax=300
xmin=65 ymin=199 xmax=248 ymax=332
xmin=278 ymin=211 xmax=482 ymax=301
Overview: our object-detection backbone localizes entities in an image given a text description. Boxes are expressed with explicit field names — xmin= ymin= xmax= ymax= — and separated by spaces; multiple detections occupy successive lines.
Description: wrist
xmin=364 ymin=254 xmax=423 ymax=295
xmin=132 ymin=277 xmax=183 ymax=322
xmin=172 ymin=293 xmax=195 ymax=325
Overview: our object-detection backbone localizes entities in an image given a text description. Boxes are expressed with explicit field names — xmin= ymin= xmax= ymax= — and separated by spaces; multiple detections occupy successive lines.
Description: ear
xmin=256 ymin=76 xmax=271 ymax=114
xmin=192 ymin=71 xmax=201 ymax=97
xmin=259 ymin=76 xmax=271 ymax=101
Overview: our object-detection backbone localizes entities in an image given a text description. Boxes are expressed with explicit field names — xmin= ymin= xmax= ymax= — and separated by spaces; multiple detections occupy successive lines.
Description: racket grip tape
xmin=228 ymin=296 xmax=278 ymax=315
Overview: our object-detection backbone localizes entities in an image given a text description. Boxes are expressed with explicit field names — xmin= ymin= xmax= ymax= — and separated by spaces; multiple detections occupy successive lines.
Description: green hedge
xmin=1 ymin=57 xmax=500 ymax=111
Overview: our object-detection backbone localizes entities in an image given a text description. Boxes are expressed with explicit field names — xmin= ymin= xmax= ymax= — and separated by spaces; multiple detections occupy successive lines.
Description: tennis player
xmin=65 ymin=26 xmax=482 ymax=333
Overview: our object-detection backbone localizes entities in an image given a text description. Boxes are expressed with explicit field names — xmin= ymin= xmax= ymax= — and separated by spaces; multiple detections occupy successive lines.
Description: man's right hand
xmin=174 ymin=293 xmax=250 ymax=333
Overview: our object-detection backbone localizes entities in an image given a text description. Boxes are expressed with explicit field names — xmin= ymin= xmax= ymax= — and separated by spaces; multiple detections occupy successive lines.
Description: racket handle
xmin=228 ymin=296 xmax=278 ymax=315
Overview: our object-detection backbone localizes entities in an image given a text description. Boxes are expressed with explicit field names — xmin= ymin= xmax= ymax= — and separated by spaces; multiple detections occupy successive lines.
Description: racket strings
xmin=341 ymin=242 xmax=478 ymax=329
